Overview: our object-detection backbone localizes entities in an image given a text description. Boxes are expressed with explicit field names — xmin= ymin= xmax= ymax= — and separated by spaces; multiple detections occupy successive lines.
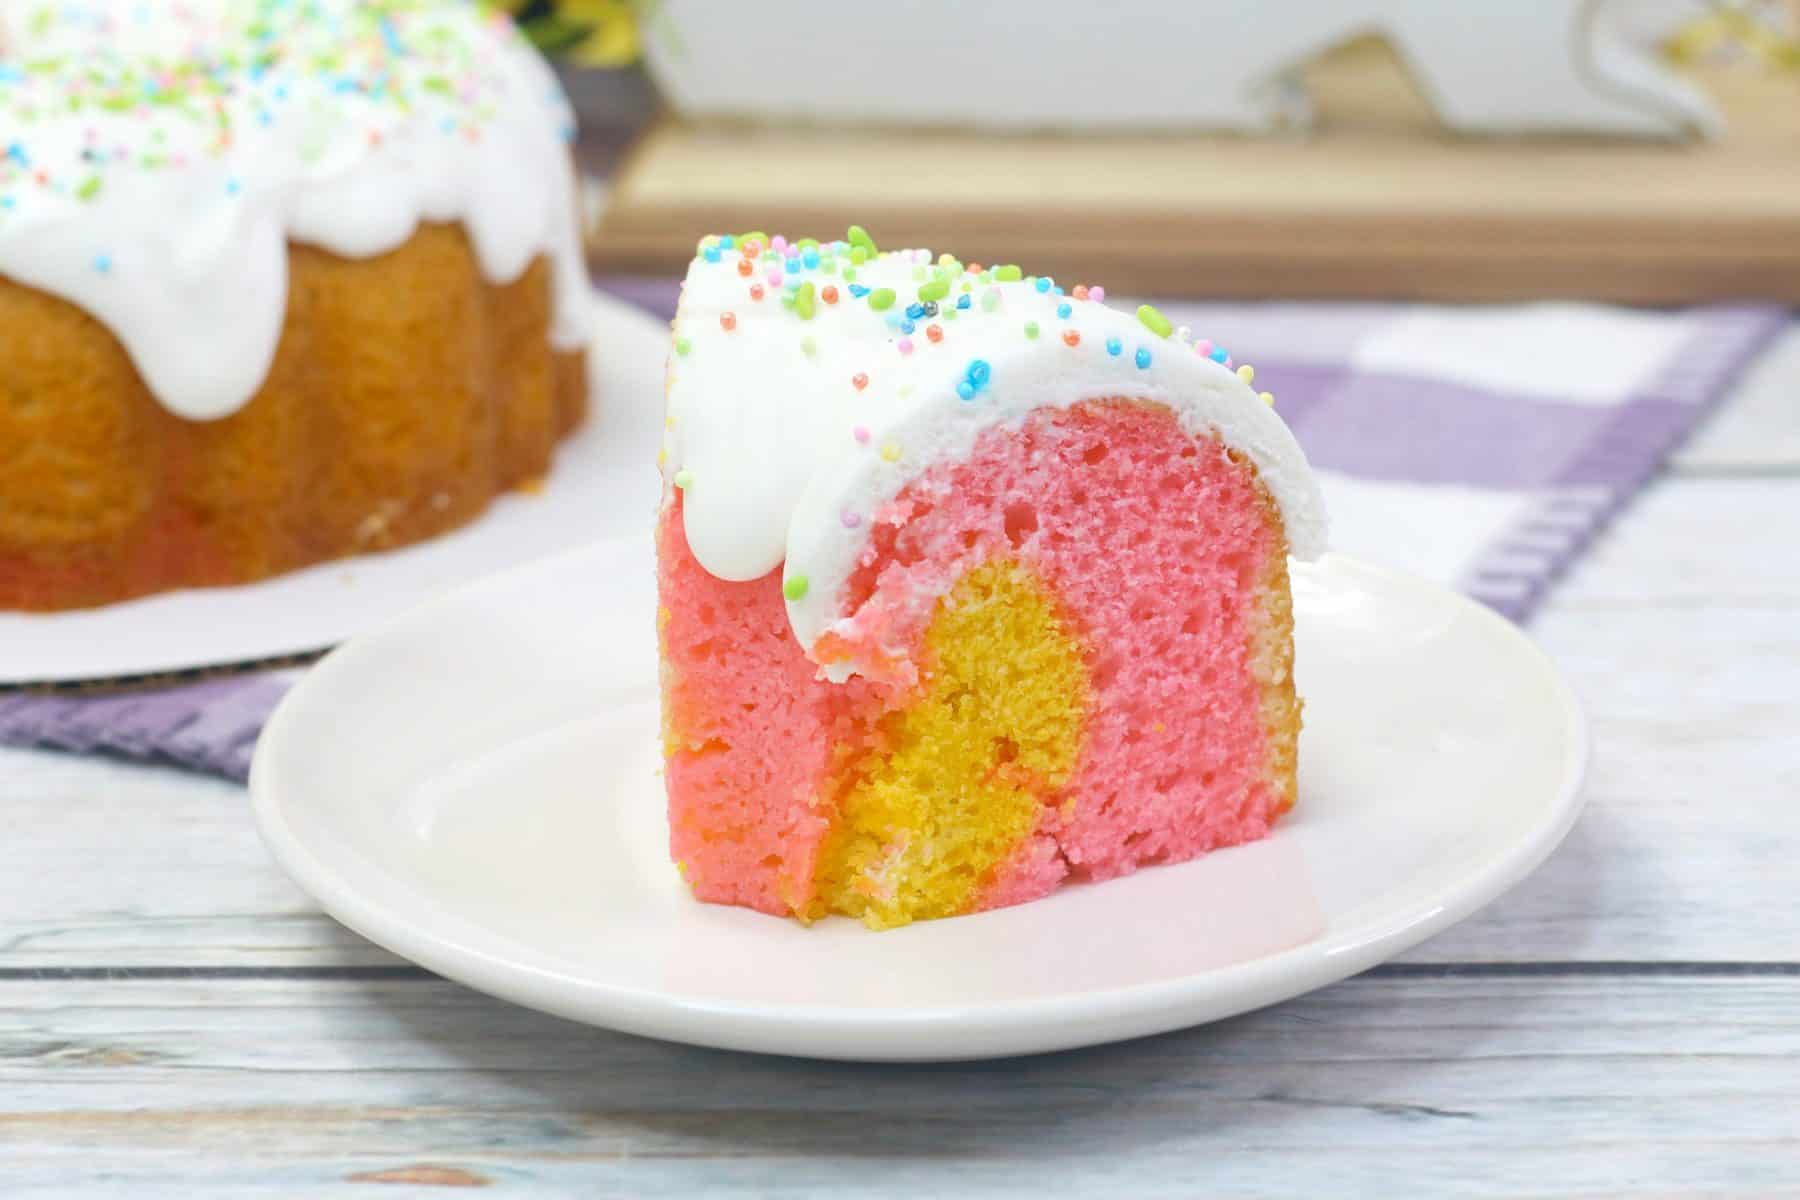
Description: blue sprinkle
xmin=92 ymin=253 xmax=112 ymax=274
xmin=904 ymin=302 xmax=926 ymax=320
xmin=1034 ymin=276 xmax=1052 ymax=293
xmin=257 ymin=109 xmax=273 ymax=126
xmin=333 ymin=78 xmax=359 ymax=95
xmin=785 ymin=256 xmax=801 ymax=273
xmin=4 ymin=141 xmax=27 ymax=167
xmin=702 ymin=245 xmax=721 ymax=263
xmin=379 ymin=15 xmax=405 ymax=55
xmin=0 ymin=195 xmax=15 ymax=210
xmin=966 ymin=359 xmax=992 ymax=388
xmin=225 ymin=177 xmax=242 ymax=196
xmin=1105 ymin=336 xmax=1122 ymax=357
xmin=0 ymin=66 xmax=22 ymax=85
xmin=956 ymin=294 xmax=971 ymax=310
xmin=1209 ymin=346 xmax=1229 ymax=363
xmin=899 ymin=319 xmax=916 ymax=335
xmin=719 ymin=234 xmax=735 ymax=249
xmin=1056 ymin=302 xmax=1072 ymax=319
xmin=439 ymin=115 xmax=456 ymax=133
xmin=885 ymin=312 xmax=903 ymax=330
xmin=1135 ymin=347 xmax=1152 ymax=369
xmin=848 ymin=284 xmax=870 ymax=298
xmin=273 ymin=84 xmax=289 ymax=101
xmin=1053 ymin=286 xmax=1064 ymax=296
xmin=802 ymin=249 xmax=820 ymax=269
xmin=956 ymin=381 xmax=977 ymax=402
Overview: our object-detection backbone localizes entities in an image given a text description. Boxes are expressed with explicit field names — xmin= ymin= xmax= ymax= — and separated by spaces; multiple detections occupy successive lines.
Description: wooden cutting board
xmin=589 ymin=44 xmax=1800 ymax=302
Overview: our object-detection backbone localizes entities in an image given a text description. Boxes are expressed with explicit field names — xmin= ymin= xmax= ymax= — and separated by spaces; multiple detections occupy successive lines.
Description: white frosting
xmin=0 ymin=0 xmax=591 ymax=420
xmin=662 ymin=238 xmax=1328 ymax=660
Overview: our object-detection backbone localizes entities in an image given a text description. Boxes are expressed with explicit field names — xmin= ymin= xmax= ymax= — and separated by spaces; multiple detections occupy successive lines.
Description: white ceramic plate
xmin=252 ymin=535 xmax=1588 ymax=1061
xmin=0 ymin=292 xmax=667 ymax=685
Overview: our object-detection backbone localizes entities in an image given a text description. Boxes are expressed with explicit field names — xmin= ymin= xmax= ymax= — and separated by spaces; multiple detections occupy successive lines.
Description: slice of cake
xmin=0 ymin=0 xmax=592 ymax=611
xmin=657 ymin=229 xmax=1327 ymax=929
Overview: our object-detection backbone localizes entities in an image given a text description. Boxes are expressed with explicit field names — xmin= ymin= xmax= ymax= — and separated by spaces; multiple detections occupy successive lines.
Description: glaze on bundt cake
xmin=656 ymin=230 xmax=1327 ymax=928
xmin=0 ymin=1 xmax=593 ymax=611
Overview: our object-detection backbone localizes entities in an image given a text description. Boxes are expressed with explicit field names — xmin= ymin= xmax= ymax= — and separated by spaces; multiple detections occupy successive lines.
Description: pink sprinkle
xmin=767 ymin=269 xmax=783 ymax=286
xmin=853 ymin=426 xmax=871 ymax=443
xmin=840 ymin=509 xmax=862 ymax=528
xmin=1196 ymin=339 xmax=1214 ymax=357
xmin=1088 ymin=286 xmax=1105 ymax=302
xmin=1223 ymin=356 xmax=1234 ymax=370
xmin=896 ymin=337 xmax=914 ymax=355
xmin=771 ymin=235 xmax=788 ymax=253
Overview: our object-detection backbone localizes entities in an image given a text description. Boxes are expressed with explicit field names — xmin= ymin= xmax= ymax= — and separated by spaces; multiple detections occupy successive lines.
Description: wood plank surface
xmin=592 ymin=59 xmax=1800 ymax=302
xmin=2 ymin=974 xmax=1797 ymax=1196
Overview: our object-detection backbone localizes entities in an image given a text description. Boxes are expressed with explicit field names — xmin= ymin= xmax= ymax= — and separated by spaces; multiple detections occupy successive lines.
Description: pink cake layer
xmin=659 ymin=400 xmax=1293 ymax=919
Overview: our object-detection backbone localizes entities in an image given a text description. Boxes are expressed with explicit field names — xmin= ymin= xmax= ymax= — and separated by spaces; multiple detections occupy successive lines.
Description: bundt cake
xmin=0 ymin=0 xmax=593 ymax=611
xmin=656 ymin=230 xmax=1328 ymax=928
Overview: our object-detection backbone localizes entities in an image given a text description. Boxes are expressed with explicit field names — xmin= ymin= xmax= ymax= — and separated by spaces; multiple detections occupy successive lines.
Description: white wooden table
xmin=3 ymin=330 xmax=1797 ymax=1196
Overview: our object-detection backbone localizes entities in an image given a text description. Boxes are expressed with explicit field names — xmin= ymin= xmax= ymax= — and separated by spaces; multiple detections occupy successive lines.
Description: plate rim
xmin=250 ymin=541 xmax=1590 ymax=1061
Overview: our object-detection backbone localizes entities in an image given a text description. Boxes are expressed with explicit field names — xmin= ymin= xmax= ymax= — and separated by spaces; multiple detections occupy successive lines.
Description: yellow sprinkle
xmin=880 ymin=441 xmax=902 ymax=463
xmin=1259 ymin=391 xmax=1276 ymax=406
xmin=656 ymin=447 xmax=667 ymax=466
xmin=1237 ymin=364 xmax=1255 ymax=384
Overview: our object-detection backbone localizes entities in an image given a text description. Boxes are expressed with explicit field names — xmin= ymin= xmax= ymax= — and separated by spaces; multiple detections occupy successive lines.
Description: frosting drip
xmin=0 ymin=0 xmax=592 ymax=420
xmin=661 ymin=233 xmax=1329 ymax=663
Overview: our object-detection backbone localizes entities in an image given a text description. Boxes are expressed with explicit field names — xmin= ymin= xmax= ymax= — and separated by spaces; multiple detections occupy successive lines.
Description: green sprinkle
xmin=942 ymin=306 xmax=958 ymax=322
xmin=821 ymin=259 xmax=838 ymax=276
xmin=674 ymin=335 xmax=692 ymax=356
xmin=917 ymin=279 xmax=949 ymax=302
xmin=783 ymin=575 xmax=810 ymax=601
xmin=1137 ymin=304 xmax=1173 ymax=338
xmin=847 ymin=224 xmax=878 ymax=256
xmin=994 ymin=265 xmax=1023 ymax=282
xmin=850 ymin=245 xmax=869 ymax=265
xmin=797 ymin=237 xmax=820 ymax=250
xmin=842 ymin=267 xmax=858 ymax=282
xmin=1024 ymin=320 xmax=1040 ymax=339
xmin=795 ymin=281 xmax=816 ymax=320
xmin=739 ymin=230 xmax=768 ymax=248
xmin=76 ymin=175 xmax=101 ymax=201
xmin=868 ymin=287 xmax=896 ymax=311
xmin=801 ymin=335 xmax=818 ymax=357
xmin=912 ymin=265 xmax=927 ymax=282
xmin=981 ymin=289 xmax=1001 ymax=312
xmin=674 ymin=469 xmax=694 ymax=489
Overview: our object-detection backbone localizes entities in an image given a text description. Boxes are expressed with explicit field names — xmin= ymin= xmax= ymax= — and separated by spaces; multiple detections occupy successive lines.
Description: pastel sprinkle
xmin=880 ymin=441 xmax=902 ymax=463
xmin=92 ymin=253 xmax=112 ymax=274
xmin=720 ymin=312 xmax=737 ymax=332
xmin=1196 ymin=339 xmax=1214 ymax=357
xmin=967 ymin=359 xmax=992 ymax=387
xmin=702 ymin=245 xmax=721 ymax=263
xmin=1260 ymin=391 xmax=1276 ymax=406
xmin=1106 ymin=336 xmax=1122 ymax=356
xmin=737 ymin=260 xmax=754 ymax=277
xmin=1210 ymin=346 xmax=1229 ymax=363
xmin=802 ymin=249 xmax=820 ymax=269
xmin=783 ymin=575 xmax=809 ymax=601
xmin=854 ymin=425 xmax=871 ymax=443
xmin=1135 ymin=346 xmax=1152 ymax=369
xmin=994 ymin=265 xmax=1023 ymax=282
xmin=1062 ymin=329 xmax=1081 ymax=347
xmin=841 ymin=509 xmax=862 ymax=529
xmin=795 ymin=281 xmax=817 ymax=320
xmin=847 ymin=224 xmax=878 ymax=257
xmin=926 ymin=324 xmax=944 ymax=343
xmin=674 ymin=335 xmax=692 ymax=356
xmin=1137 ymin=304 xmax=1173 ymax=338
xmin=801 ymin=335 xmax=818 ymax=357
xmin=852 ymin=373 xmax=869 ymax=391
xmin=767 ymin=269 xmax=783 ymax=286
xmin=918 ymin=279 xmax=949 ymax=302
xmin=1034 ymin=276 xmax=1052 ymax=293
xmin=848 ymin=283 xmax=871 ymax=298
xmin=868 ymin=287 xmax=896 ymax=311
xmin=897 ymin=337 xmax=915 ymax=355
xmin=956 ymin=381 xmax=976 ymax=401
xmin=821 ymin=285 xmax=840 ymax=304
xmin=76 ymin=176 xmax=102 ymax=201
xmin=1089 ymin=286 xmax=1106 ymax=302
xmin=980 ymin=289 xmax=1001 ymax=312
xmin=956 ymin=294 xmax=972 ymax=310
xmin=1024 ymin=320 xmax=1040 ymax=339
xmin=1237 ymin=364 xmax=1255 ymax=384
xmin=673 ymin=469 xmax=694 ymax=489
xmin=1056 ymin=302 xmax=1072 ymax=319
xmin=1072 ymin=285 xmax=1090 ymax=300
